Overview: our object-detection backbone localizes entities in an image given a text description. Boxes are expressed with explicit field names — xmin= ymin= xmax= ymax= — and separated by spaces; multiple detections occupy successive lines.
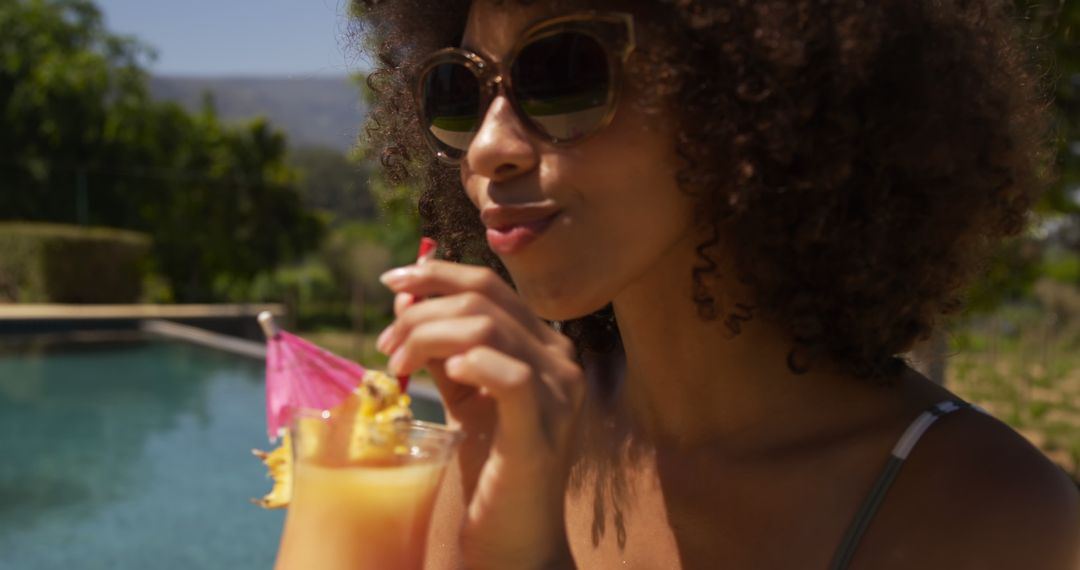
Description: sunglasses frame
xmin=412 ymin=11 xmax=636 ymax=165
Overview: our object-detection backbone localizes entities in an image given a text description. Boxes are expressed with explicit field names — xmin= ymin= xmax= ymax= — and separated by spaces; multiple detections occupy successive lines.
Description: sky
xmin=96 ymin=0 xmax=366 ymax=77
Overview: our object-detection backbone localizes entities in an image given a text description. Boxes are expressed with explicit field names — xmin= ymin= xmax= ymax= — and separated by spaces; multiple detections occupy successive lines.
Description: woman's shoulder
xmin=857 ymin=401 xmax=1079 ymax=569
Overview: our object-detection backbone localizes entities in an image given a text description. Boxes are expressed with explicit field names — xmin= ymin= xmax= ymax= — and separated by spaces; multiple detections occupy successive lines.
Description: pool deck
xmin=0 ymin=303 xmax=286 ymax=341
xmin=0 ymin=303 xmax=443 ymax=401
xmin=140 ymin=318 xmax=442 ymax=400
xmin=0 ymin=303 xmax=285 ymax=319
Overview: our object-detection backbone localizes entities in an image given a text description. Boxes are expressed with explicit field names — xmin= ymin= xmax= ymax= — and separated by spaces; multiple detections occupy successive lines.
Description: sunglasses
xmin=413 ymin=12 xmax=636 ymax=164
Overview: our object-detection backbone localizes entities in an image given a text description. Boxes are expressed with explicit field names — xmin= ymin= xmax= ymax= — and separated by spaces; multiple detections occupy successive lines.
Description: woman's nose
xmin=463 ymin=95 xmax=539 ymax=182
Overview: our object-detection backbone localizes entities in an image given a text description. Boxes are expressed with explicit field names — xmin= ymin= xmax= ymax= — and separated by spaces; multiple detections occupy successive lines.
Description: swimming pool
xmin=0 ymin=337 xmax=445 ymax=569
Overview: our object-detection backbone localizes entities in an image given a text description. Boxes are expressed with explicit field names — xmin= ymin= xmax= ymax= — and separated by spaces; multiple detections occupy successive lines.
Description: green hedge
xmin=0 ymin=223 xmax=151 ymax=303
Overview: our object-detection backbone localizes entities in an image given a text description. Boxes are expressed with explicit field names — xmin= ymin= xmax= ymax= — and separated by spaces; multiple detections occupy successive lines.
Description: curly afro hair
xmin=350 ymin=0 xmax=1053 ymax=380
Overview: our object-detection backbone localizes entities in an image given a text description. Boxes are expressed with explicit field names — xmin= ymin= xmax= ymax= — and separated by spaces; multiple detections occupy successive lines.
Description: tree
xmin=0 ymin=0 xmax=324 ymax=302
xmin=0 ymin=0 xmax=149 ymax=221
xmin=145 ymin=105 xmax=324 ymax=301
xmin=288 ymin=145 xmax=377 ymax=223
xmin=1015 ymin=1 xmax=1080 ymax=246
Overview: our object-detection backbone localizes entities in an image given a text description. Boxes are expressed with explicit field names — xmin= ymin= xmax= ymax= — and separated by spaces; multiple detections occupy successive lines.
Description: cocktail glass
xmin=273 ymin=411 xmax=462 ymax=570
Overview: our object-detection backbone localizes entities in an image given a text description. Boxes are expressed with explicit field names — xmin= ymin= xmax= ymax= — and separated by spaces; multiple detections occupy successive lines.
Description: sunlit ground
xmin=949 ymin=290 xmax=1080 ymax=478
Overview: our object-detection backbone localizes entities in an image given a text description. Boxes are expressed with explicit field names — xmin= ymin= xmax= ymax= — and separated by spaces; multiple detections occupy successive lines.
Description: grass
xmin=947 ymin=291 xmax=1080 ymax=477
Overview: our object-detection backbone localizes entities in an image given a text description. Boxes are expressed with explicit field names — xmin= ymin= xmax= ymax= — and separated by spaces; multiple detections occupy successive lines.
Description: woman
xmin=356 ymin=0 xmax=1080 ymax=568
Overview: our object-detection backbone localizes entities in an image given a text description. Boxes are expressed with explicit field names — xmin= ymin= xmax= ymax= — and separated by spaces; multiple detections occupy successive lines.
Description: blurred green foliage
xmin=0 ymin=0 xmax=418 ymax=316
xmin=0 ymin=222 xmax=150 ymax=303
xmin=237 ymin=176 xmax=421 ymax=332
xmin=1041 ymin=247 xmax=1080 ymax=283
xmin=1015 ymin=0 xmax=1080 ymax=216
xmin=0 ymin=0 xmax=323 ymax=302
xmin=950 ymin=277 xmax=1080 ymax=476
xmin=4 ymin=0 xmax=1078 ymax=340
xmin=246 ymin=69 xmax=423 ymax=333
xmin=953 ymin=1 xmax=1080 ymax=316
xmin=288 ymin=145 xmax=377 ymax=223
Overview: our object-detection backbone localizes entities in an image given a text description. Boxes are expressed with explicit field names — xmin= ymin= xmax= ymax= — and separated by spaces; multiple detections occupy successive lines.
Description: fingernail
xmin=375 ymin=325 xmax=394 ymax=353
xmin=388 ymin=349 xmax=405 ymax=375
xmin=395 ymin=292 xmax=415 ymax=309
xmin=445 ymin=355 xmax=464 ymax=377
xmin=379 ymin=267 xmax=416 ymax=289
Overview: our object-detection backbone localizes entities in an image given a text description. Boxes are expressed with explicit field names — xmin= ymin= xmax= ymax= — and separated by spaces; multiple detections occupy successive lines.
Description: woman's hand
xmin=376 ymin=260 xmax=584 ymax=570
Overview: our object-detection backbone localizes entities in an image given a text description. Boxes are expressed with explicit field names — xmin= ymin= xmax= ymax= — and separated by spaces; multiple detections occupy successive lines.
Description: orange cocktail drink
xmin=272 ymin=383 xmax=462 ymax=570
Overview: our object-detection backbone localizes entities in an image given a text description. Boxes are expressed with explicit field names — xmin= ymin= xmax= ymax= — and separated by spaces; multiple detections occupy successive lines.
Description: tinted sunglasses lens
xmin=422 ymin=61 xmax=482 ymax=159
xmin=512 ymin=31 xmax=612 ymax=141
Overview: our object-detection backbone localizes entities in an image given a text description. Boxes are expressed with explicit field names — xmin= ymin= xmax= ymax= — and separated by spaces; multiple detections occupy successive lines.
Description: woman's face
xmin=459 ymin=0 xmax=696 ymax=321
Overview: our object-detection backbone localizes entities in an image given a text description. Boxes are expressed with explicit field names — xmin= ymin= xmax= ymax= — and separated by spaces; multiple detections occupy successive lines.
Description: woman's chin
xmin=521 ymin=289 xmax=611 ymax=323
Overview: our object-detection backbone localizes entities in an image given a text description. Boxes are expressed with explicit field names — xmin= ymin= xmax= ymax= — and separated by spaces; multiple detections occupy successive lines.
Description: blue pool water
xmin=0 ymin=337 xmax=444 ymax=570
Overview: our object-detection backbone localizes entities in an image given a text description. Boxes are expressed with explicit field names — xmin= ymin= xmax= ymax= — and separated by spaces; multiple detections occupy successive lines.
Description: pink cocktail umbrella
xmin=258 ymin=312 xmax=366 ymax=442
xmin=257 ymin=238 xmax=439 ymax=442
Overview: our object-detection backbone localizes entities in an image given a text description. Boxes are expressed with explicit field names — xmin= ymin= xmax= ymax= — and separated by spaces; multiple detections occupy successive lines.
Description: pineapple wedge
xmin=251 ymin=430 xmax=293 ymax=509
xmin=253 ymin=370 xmax=414 ymax=509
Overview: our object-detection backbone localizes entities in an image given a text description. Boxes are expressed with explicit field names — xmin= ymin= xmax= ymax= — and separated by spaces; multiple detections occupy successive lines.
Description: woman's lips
xmin=485 ymin=213 xmax=559 ymax=255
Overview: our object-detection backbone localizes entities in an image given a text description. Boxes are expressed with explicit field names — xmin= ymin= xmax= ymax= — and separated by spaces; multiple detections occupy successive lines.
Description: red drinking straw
xmin=397 ymin=237 xmax=438 ymax=392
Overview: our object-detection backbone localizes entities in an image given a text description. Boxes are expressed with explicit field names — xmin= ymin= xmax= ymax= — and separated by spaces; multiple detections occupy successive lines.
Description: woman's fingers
xmin=387 ymin=314 xmax=531 ymax=378
xmin=393 ymin=291 xmax=413 ymax=316
xmin=379 ymin=291 xmax=552 ymax=356
xmin=376 ymin=259 xmax=584 ymax=452
xmin=443 ymin=346 xmax=549 ymax=452
xmin=380 ymin=261 xmax=564 ymax=345
xmin=444 ymin=346 xmax=582 ymax=460
xmin=380 ymin=260 xmax=502 ymax=299
xmin=386 ymin=313 xmax=582 ymax=435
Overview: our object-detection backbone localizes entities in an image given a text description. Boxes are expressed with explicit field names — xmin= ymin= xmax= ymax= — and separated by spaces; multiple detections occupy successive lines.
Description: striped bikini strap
xmin=828 ymin=399 xmax=985 ymax=570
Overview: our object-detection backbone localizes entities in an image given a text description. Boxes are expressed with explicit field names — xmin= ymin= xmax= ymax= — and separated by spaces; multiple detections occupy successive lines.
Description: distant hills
xmin=149 ymin=75 xmax=366 ymax=152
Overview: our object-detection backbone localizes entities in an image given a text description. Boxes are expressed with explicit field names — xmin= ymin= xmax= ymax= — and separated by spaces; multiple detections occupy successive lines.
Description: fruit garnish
xmin=252 ymin=429 xmax=293 ymax=509
xmin=253 ymin=370 xmax=416 ymax=509
xmin=349 ymin=370 xmax=414 ymax=462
